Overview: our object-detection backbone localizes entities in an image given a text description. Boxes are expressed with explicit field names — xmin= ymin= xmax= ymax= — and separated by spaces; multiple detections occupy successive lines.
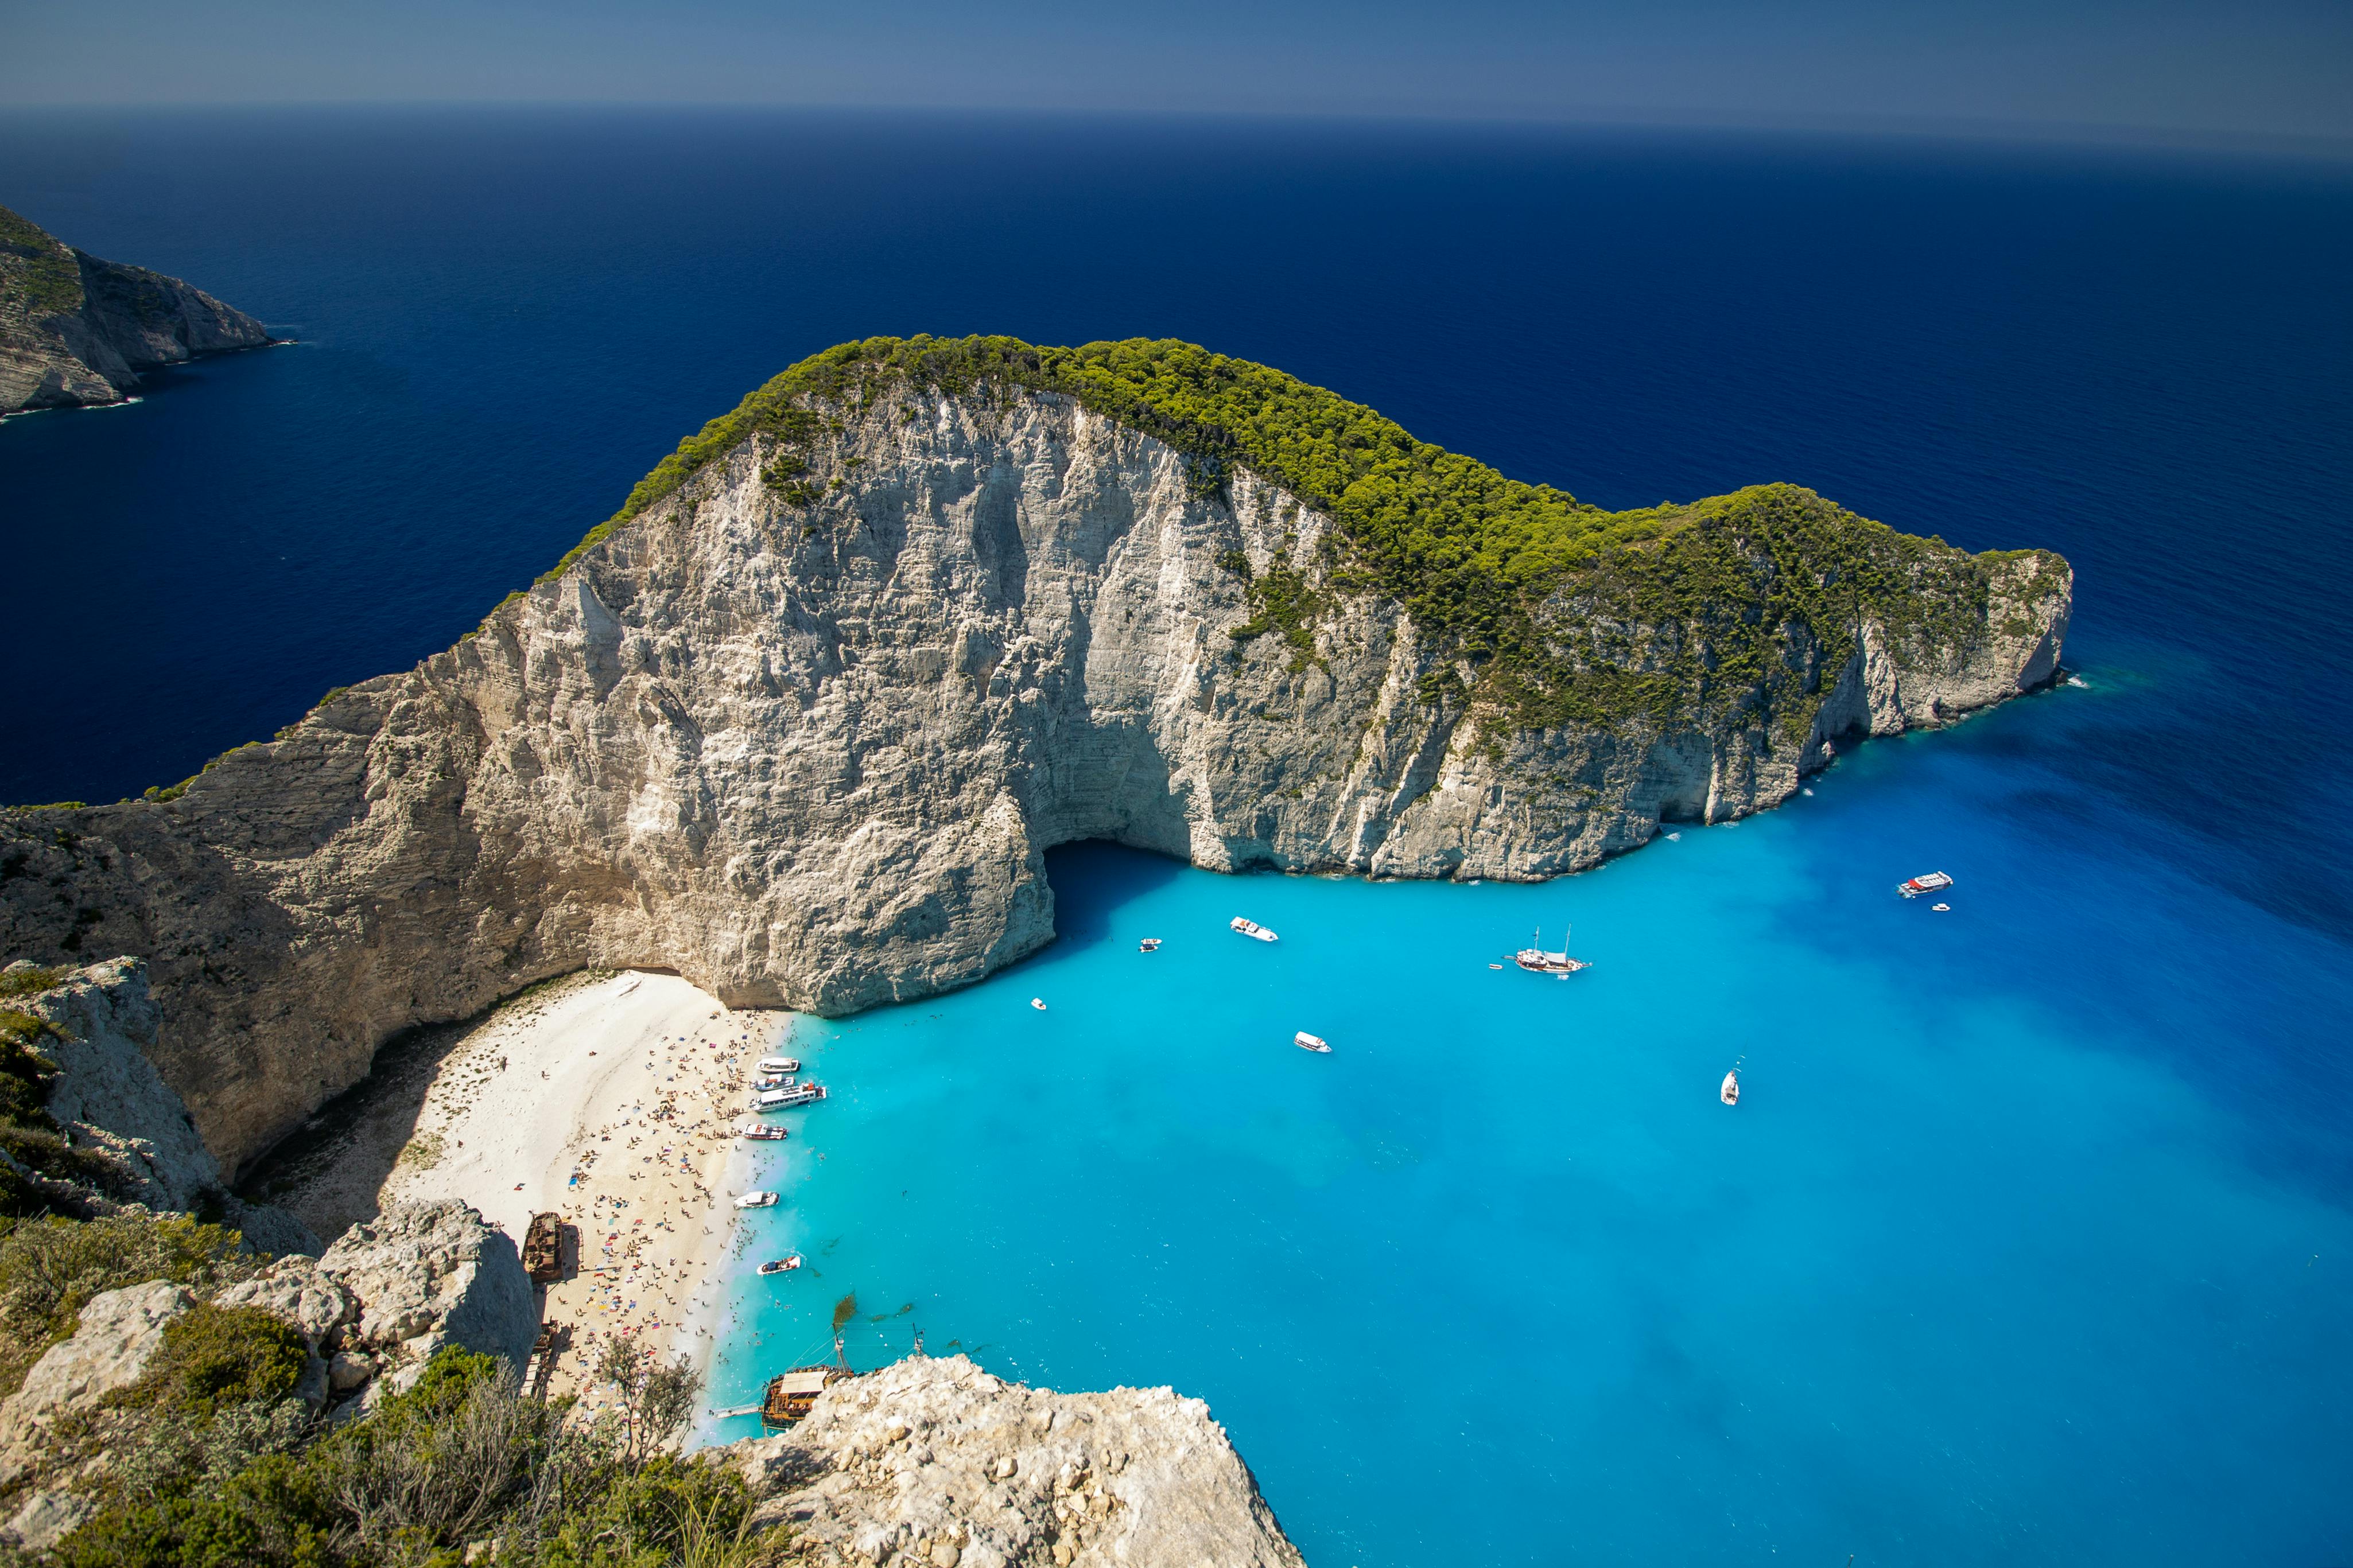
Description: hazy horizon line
xmin=3 ymin=98 xmax=2349 ymax=166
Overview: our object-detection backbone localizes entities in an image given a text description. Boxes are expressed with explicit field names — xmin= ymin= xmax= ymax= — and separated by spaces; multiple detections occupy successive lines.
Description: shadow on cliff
xmin=1042 ymin=841 xmax=1189 ymax=951
xmin=231 ymin=1009 xmax=478 ymax=1242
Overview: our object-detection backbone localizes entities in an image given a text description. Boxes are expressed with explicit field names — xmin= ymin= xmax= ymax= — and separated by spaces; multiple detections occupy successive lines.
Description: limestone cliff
xmin=0 ymin=202 xmax=273 ymax=414
xmin=0 ymin=339 xmax=2068 ymax=1172
xmin=0 ymin=958 xmax=314 ymax=1252
xmin=724 ymin=1354 xmax=1303 ymax=1568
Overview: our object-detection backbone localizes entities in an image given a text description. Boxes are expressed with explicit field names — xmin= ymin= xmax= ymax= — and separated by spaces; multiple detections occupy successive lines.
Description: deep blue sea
xmin=3 ymin=110 xmax=2350 ymax=1566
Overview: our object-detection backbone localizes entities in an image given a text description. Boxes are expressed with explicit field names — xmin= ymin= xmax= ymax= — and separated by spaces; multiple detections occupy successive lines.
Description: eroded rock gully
xmin=0 ymin=386 xmax=2068 ymax=1172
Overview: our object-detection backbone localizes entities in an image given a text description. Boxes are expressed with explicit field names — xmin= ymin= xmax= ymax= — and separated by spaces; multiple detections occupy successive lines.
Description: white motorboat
xmin=758 ymin=1254 xmax=803 ymax=1276
xmin=1514 ymin=925 xmax=1590 ymax=975
xmin=758 ymin=1072 xmax=797 ymax=1088
xmin=757 ymin=1056 xmax=801 ymax=1073
xmin=752 ymin=1083 xmax=826 ymax=1111
xmin=1031 ymin=997 xmax=1047 ymax=1010
xmin=740 ymin=1124 xmax=788 ymax=1142
xmin=735 ymin=1191 xmax=779 ymax=1209
xmin=1899 ymin=871 xmax=1955 ymax=898
xmin=1230 ymin=917 xmax=1278 ymax=942
xmin=1294 ymin=1032 xmax=1331 ymax=1053
xmin=1720 ymin=1070 xmax=1741 ymax=1106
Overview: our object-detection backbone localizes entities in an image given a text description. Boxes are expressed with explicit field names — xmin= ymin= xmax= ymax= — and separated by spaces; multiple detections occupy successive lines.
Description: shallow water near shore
xmin=4 ymin=109 xmax=2350 ymax=1564
xmin=712 ymin=683 xmax=2353 ymax=1567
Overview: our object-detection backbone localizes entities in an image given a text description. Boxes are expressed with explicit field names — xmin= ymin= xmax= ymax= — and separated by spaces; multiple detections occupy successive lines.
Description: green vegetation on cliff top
xmin=0 ymin=203 xmax=84 ymax=318
xmin=543 ymin=336 xmax=2063 ymax=735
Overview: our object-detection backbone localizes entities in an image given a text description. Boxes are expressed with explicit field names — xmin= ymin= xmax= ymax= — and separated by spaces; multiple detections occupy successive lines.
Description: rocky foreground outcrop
xmin=0 ymin=201 xmax=273 ymax=414
xmin=315 ymin=1198 xmax=541 ymax=1387
xmin=723 ymin=1355 xmax=1304 ymax=1568
xmin=0 ymin=355 xmax=2068 ymax=1171
xmin=0 ymin=1200 xmax=538 ymax=1547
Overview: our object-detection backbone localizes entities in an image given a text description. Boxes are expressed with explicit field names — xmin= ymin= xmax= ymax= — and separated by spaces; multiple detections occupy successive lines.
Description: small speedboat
xmin=735 ymin=1191 xmax=779 ymax=1209
xmin=757 ymin=1072 xmax=797 ymax=1088
xmin=1230 ymin=917 xmax=1278 ymax=942
xmin=1720 ymin=1071 xmax=1741 ymax=1106
xmin=758 ymin=1254 xmax=803 ymax=1276
xmin=757 ymin=1056 xmax=801 ymax=1073
xmin=1139 ymin=937 xmax=1163 ymax=952
xmin=740 ymin=1123 xmax=788 ymax=1142
xmin=1031 ymin=998 xmax=1047 ymax=1010
xmin=1899 ymin=871 xmax=1955 ymax=898
xmin=1294 ymin=1032 xmax=1331 ymax=1054
xmin=1932 ymin=902 xmax=1951 ymax=912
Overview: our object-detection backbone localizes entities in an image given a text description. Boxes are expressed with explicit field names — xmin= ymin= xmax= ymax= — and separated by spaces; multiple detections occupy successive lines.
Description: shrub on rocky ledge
xmin=107 ymin=1303 xmax=309 ymax=1422
xmin=0 ymin=1215 xmax=261 ymax=1401
xmin=49 ymin=1345 xmax=764 ymax=1568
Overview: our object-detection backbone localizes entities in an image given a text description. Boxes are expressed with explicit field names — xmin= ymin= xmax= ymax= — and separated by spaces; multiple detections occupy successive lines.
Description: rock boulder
xmin=0 ymin=1281 xmax=193 ymax=1485
xmin=317 ymin=1199 xmax=538 ymax=1376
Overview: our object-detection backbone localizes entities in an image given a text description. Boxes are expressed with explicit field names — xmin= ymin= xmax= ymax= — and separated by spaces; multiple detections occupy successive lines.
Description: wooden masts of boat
xmin=760 ymin=1335 xmax=855 ymax=1429
xmin=522 ymin=1211 xmax=564 ymax=1283
xmin=1513 ymin=925 xmax=1591 ymax=975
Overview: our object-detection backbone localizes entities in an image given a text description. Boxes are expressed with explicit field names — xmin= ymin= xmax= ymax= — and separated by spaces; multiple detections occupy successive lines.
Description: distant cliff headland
xmin=0 ymin=335 xmax=2070 ymax=1173
xmin=0 ymin=203 xmax=273 ymax=415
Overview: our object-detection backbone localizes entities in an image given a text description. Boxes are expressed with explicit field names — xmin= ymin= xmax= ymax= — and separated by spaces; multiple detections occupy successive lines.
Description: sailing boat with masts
xmin=1514 ymin=924 xmax=1590 ymax=975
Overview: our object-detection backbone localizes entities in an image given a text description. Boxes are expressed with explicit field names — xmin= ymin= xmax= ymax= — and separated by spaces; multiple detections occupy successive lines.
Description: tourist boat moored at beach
xmin=1514 ymin=927 xmax=1590 ymax=975
xmin=739 ymin=1123 xmax=788 ymax=1141
xmin=1294 ymin=1031 xmax=1331 ymax=1053
xmin=1721 ymin=1070 xmax=1741 ymax=1106
xmin=1230 ymin=917 xmax=1278 ymax=941
xmin=762 ymin=1364 xmax=851 ymax=1428
xmin=751 ymin=1083 xmax=826 ymax=1111
xmin=1898 ymin=871 xmax=1955 ymax=898
xmin=735 ymin=1190 xmax=779 ymax=1209
xmin=756 ymin=1072 xmax=796 ymax=1088
xmin=757 ymin=1254 xmax=803 ymax=1275
xmin=756 ymin=1056 xmax=801 ymax=1073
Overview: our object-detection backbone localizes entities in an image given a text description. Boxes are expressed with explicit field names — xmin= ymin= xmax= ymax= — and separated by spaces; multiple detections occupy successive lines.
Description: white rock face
xmin=23 ymin=958 xmax=218 ymax=1212
xmin=721 ymin=1355 xmax=1304 ymax=1568
xmin=2 ymin=1489 xmax=94 ymax=1551
xmin=6 ymin=958 xmax=318 ymax=1253
xmin=316 ymin=1199 xmax=538 ymax=1375
xmin=0 ymin=1281 xmax=193 ymax=1485
xmin=0 ymin=385 xmax=2068 ymax=1170
xmin=212 ymin=1252 xmax=358 ymax=1353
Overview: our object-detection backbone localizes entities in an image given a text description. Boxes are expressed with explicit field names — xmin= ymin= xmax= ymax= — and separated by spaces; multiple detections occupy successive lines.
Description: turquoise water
xmin=709 ymin=686 xmax=2353 ymax=1567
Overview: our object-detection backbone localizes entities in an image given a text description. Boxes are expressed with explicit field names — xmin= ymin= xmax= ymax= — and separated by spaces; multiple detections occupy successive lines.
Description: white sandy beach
xmin=376 ymin=969 xmax=794 ymax=1406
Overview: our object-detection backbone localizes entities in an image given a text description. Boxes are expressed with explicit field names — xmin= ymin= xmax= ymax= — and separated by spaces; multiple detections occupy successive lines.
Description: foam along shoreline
xmin=375 ymin=969 xmax=793 ymax=1407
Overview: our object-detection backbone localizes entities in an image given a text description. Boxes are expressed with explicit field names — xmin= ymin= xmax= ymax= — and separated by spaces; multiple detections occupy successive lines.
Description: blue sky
xmin=2 ymin=0 xmax=2347 ymax=145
